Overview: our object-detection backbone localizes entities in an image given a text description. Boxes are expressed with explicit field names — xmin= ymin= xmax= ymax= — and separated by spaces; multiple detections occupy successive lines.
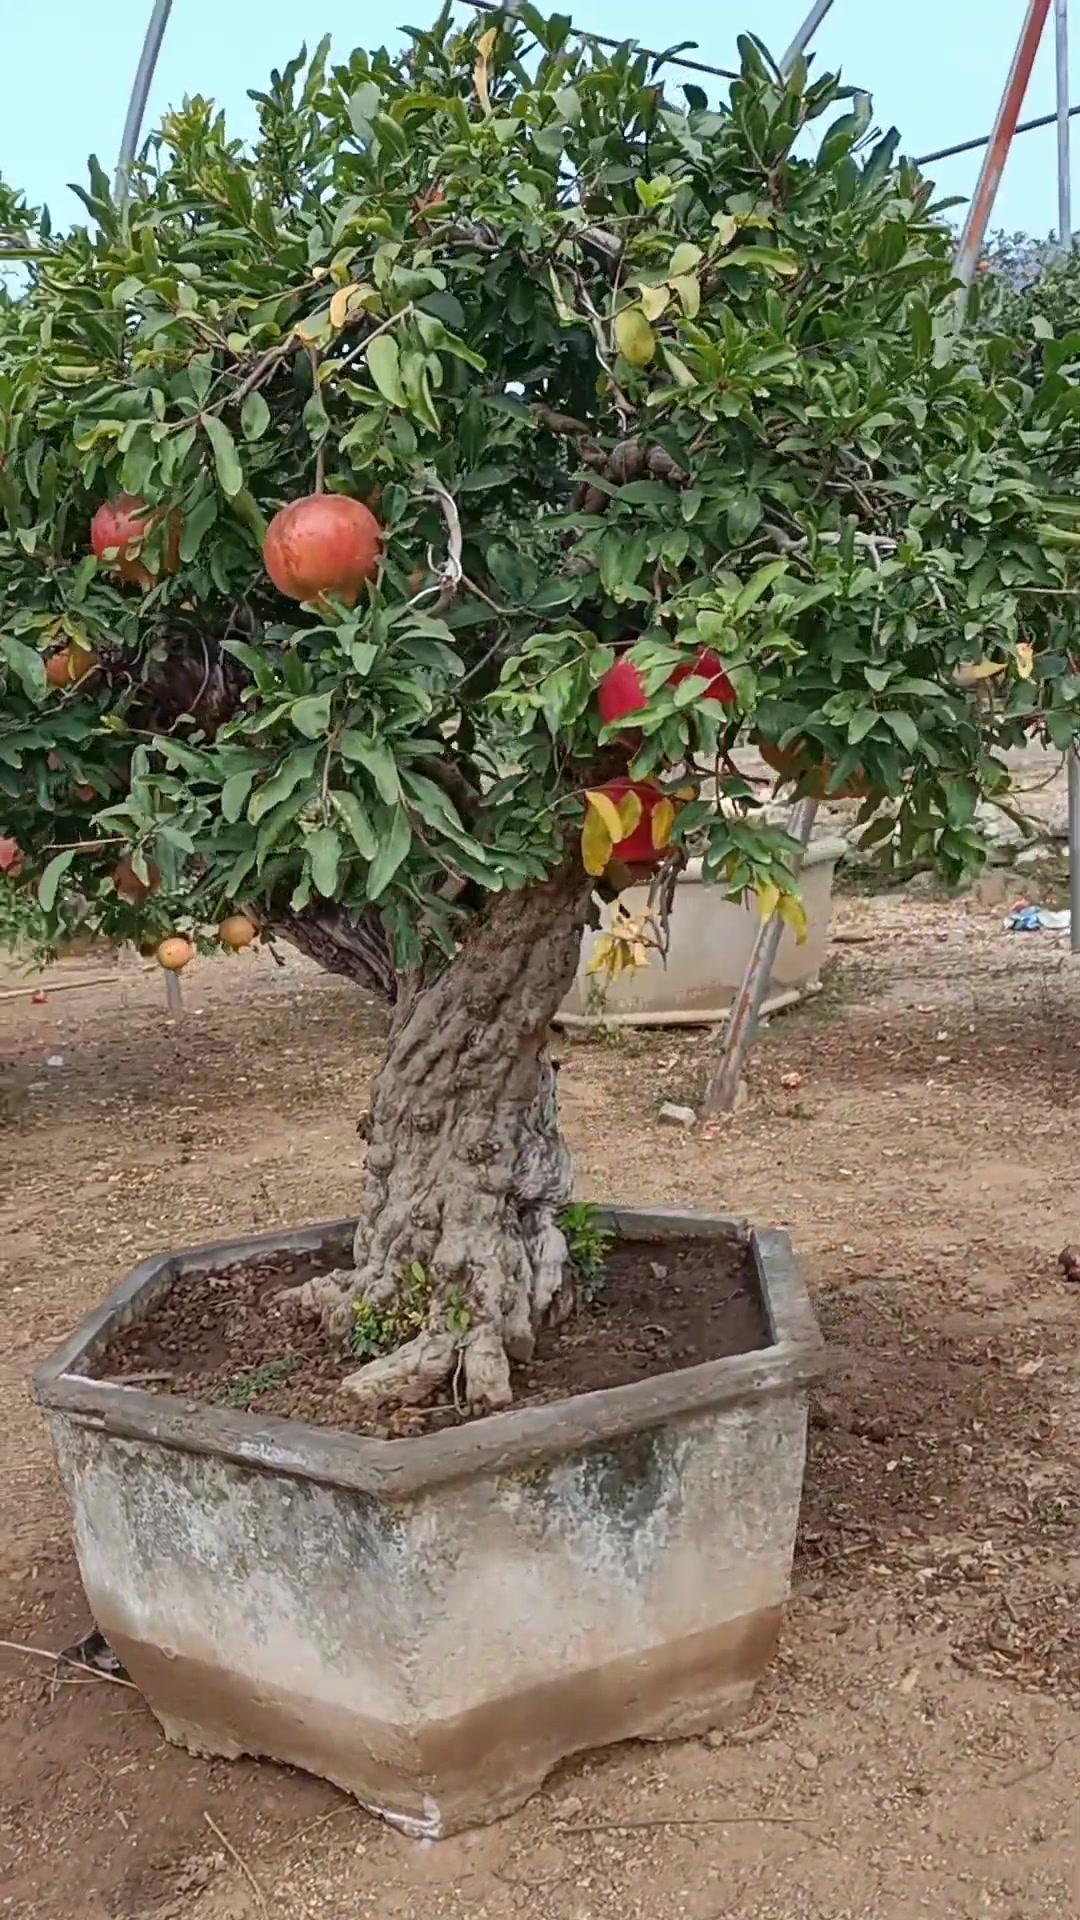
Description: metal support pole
xmin=953 ymin=0 xmax=1053 ymax=299
xmin=782 ymin=0 xmax=837 ymax=74
xmin=1053 ymin=0 xmax=1080 ymax=954
xmin=1056 ymin=0 xmax=1073 ymax=238
xmin=114 ymin=0 xmax=174 ymax=208
xmin=163 ymin=969 xmax=183 ymax=1017
xmin=702 ymin=798 xmax=818 ymax=1117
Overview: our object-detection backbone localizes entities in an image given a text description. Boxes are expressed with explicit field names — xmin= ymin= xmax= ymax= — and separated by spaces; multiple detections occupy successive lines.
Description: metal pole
xmin=782 ymin=0 xmax=837 ymax=74
xmin=1053 ymin=0 xmax=1080 ymax=954
xmin=1056 ymin=0 xmax=1072 ymax=236
xmin=701 ymin=797 xmax=818 ymax=1118
xmin=916 ymin=101 xmax=1080 ymax=168
xmin=164 ymin=969 xmax=183 ymax=1017
xmin=953 ymin=0 xmax=1053 ymax=299
xmin=707 ymin=5 xmax=1051 ymax=1119
xmin=114 ymin=0 xmax=174 ymax=208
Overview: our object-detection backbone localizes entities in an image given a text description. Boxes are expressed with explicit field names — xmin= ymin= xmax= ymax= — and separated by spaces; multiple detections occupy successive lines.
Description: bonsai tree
xmin=2 ymin=10 xmax=1079 ymax=1411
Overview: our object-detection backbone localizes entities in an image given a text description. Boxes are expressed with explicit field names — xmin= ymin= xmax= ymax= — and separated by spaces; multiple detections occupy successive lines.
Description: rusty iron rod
xmin=953 ymin=0 xmax=1054 ymax=297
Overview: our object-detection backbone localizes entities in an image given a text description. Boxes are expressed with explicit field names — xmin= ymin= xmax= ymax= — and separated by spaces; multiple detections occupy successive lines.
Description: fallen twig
xmin=0 ymin=1639 xmax=137 ymax=1689
xmin=560 ymin=1810 xmax=835 ymax=1849
xmin=204 ymin=1811 xmax=270 ymax=1919
xmin=272 ymin=1802 xmax=353 ymax=1858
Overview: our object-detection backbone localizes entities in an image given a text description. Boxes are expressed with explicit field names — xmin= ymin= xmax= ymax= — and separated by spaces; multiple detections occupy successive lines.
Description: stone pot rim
xmin=33 ymin=1207 xmax=825 ymax=1500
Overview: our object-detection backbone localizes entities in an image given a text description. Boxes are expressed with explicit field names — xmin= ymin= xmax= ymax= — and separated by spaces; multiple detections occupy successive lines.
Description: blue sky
xmin=0 ymin=1 xmax=1070 ymax=239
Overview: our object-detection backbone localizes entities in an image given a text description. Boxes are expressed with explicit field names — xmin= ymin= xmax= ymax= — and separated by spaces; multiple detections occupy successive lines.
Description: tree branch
xmin=271 ymin=903 xmax=397 ymax=1002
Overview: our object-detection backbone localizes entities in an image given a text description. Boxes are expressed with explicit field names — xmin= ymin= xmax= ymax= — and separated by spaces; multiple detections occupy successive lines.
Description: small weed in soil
xmin=559 ymin=1201 xmax=614 ymax=1303
xmin=92 ymin=1233 xmax=766 ymax=1439
xmin=212 ymin=1354 xmax=300 ymax=1409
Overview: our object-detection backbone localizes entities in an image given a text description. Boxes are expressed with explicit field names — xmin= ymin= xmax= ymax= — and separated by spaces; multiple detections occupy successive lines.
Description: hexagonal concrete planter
xmin=34 ymin=1209 xmax=824 ymax=1838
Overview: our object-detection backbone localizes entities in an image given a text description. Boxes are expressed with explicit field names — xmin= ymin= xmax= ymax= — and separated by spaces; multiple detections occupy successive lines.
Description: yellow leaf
xmin=954 ymin=659 xmax=1006 ymax=686
xmin=329 ymin=283 xmax=359 ymax=330
xmin=474 ymin=28 xmax=496 ymax=115
xmin=613 ymin=305 xmax=656 ymax=368
xmin=616 ymin=790 xmax=643 ymax=838
xmin=581 ymin=808 xmax=613 ymax=878
xmin=755 ymin=880 xmax=780 ymax=922
xmin=713 ymin=213 xmax=739 ymax=247
xmin=672 ymin=782 xmax=697 ymax=801
xmin=1016 ymin=642 xmax=1034 ymax=680
xmin=777 ymin=892 xmax=808 ymax=945
xmin=639 ymin=283 xmax=671 ymax=322
xmin=328 ymin=280 xmax=357 ymax=330
xmin=292 ymin=313 xmax=332 ymax=348
xmin=650 ymin=797 xmax=676 ymax=850
xmin=661 ymin=345 xmax=697 ymax=388
xmin=585 ymin=789 xmax=625 ymax=842
xmin=586 ymin=932 xmax=617 ymax=976
xmin=669 ymin=273 xmax=701 ymax=319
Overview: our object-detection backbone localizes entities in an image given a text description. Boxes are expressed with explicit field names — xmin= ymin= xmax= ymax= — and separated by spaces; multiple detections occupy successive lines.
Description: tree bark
xmin=311 ymin=861 xmax=594 ymax=1414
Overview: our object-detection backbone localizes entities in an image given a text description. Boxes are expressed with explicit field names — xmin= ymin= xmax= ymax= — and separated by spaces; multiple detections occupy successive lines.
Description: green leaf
xmin=1 ymin=632 xmax=46 ymax=699
xmin=884 ymin=710 xmax=919 ymax=752
xmin=721 ymin=246 xmax=798 ymax=276
xmin=248 ymin=746 xmax=319 ymax=823
xmin=366 ymin=804 xmax=411 ymax=899
xmin=458 ymin=465 xmax=516 ymax=492
xmin=290 ymin=693 xmax=333 ymax=739
xmin=201 ymin=414 xmax=244 ymax=497
xmin=847 ymin=709 xmax=879 ymax=745
xmin=38 ymin=848 xmax=75 ymax=913
xmin=330 ymin=788 xmax=378 ymax=858
xmin=220 ymin=769 xmax=255 ymax=824
xmin=307 ymin=825 xmax=341 ymax=897
xmin=339 ymin=732 xmax=400 ymax=802
xmin=178 ymin=492 xmax=218 ymax=562
xmin=366 ymin=333 xmax=408 ymax=407
xmin=734 ymin=560 xmax=788 ymax=616
xmin=727 ymin=492 xmax=763 ymax=543
xmin=240 ymin=392 xmax=271 ymax=442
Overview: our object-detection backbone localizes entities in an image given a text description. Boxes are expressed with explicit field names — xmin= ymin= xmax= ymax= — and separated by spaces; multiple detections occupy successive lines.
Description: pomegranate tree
xmin=2 ymin=19 xmax=1079 ymax=1413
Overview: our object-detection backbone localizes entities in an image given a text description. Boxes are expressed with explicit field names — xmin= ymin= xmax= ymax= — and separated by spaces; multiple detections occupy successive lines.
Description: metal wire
xmin=464 ymin=1 xmax=1080 ymax=175
xmin=466 ymin=0 xmax=737 ymax=78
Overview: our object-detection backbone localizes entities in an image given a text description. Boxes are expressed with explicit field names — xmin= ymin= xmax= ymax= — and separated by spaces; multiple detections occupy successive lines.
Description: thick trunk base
xmin=316 ymin=864 xmax=594 ymax=1413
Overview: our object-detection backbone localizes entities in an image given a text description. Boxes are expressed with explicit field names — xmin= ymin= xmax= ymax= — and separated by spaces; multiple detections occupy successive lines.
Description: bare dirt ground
xmin=2 ymin=879 xmax=1079 ymax=1920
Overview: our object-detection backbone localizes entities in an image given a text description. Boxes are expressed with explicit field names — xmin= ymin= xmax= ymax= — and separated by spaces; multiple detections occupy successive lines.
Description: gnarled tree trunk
xmin=301 ymin=861 xmax=595 ymax=1414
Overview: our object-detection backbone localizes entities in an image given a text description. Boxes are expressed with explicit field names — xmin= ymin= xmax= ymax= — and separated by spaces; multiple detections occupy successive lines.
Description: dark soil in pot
xmin=90 ymin=1234 xmax=767 ymax=1438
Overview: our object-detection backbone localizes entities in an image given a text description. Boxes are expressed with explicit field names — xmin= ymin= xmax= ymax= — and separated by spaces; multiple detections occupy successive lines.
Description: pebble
xmin=658 ymin=1102 xmax=697 ymax=1128
xmin=793 ymin=1747 xmax=820 ymax=1772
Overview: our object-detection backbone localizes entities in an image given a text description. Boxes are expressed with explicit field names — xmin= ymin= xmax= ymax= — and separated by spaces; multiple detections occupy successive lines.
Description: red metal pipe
xmin=953 ymin=0 xmax=1053 ymax=292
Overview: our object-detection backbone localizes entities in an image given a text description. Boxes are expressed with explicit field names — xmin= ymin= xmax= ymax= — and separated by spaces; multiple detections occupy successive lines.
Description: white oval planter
xmin=34 ymin=1209 xmax=824 ymax=1838
xmin=562 ymin=835 xmax=847 ymax=1025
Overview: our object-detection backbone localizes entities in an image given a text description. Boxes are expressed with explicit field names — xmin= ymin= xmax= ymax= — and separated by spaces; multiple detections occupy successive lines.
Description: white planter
xmin=34 ymin=1209 xmax=823 ymax=1838
xmin=563 ymin=835 xmax=847 ymax=1025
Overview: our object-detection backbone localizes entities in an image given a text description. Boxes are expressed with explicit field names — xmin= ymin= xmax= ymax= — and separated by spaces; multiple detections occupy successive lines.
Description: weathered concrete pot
xmin=563 ymin=836 xmax=847 ymax=1025
xmin=34 ymin=1209 xmax=824 ymax=1838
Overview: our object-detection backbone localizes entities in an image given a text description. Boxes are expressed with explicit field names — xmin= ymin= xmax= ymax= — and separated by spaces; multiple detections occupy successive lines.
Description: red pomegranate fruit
xmin=598 ymin=777 xmax=665 ymax=866
xmin=91 ymin=494 xmax=180 ymax=587
xmin=597 ymin=647 xmax=736 ymax=730
xmin=0 ymin=835 xmax=23 ymax=878
xmin=263 ymin=495 xmax=382 ymax=606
